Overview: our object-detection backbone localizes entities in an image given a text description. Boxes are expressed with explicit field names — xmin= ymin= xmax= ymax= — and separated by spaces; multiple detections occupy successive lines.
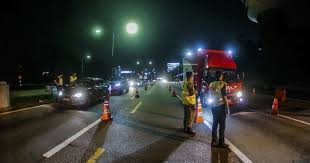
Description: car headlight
xmin=237 ymin=91 xmax=242 ymax=98
xmin=129 ymin=81 xmax=134 ymax=86
xmin=58 ymin=91 xmax=63 ymax=96
xmin=115 ymin=83 xmax=121 ymax=87
xmin=73 ymin=92 xmax=83 ymax=98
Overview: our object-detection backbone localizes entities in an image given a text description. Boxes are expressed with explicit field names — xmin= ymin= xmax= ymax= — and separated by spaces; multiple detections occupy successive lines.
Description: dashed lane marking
xmin=43 ymin=118 xmax=102 ymax=158
xmin=176 ymin=97 xmax=252 ymax=163
xmin=0 ymin=104 xmax=50 ymax=116
xmin=86 ymin=148 xmax=105 ymax=163
xmin=130 ymin=96 xmax=135 ymax=100
xmin=130 ymin=102 xmax=143 ymax=114
xmin=278 ymin=114 xmax=310 ymax=126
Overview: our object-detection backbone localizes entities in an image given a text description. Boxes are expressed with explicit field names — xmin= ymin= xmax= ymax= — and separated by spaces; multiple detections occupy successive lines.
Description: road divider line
xmin=43 ymin=118 xmax=102 ymax=158
xmin=0 ymin=104 xmax=50 ymax=116
xmin=278 ymin=114 xmax=310 ymax=126
xmin=175 ymin=97 xmax=252 ymax=163
xmin=203 ymin=120 xmax=253 ymax=163
xmin=130 ymin=102 xmax=143 ymax=114
xmin=86 ymin=148 xmax=105 ymax=163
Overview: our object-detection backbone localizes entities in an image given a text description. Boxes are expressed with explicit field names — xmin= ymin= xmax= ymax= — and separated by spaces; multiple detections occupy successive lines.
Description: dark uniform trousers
xmin=211 ymin=104 xmax=226 ymax=143
xmin=183 ymin=105 xmax=196 ymax=129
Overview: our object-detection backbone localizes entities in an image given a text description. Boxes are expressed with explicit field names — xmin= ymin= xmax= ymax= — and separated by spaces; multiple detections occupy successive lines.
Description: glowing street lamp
xmin=149 ymin=61 xmax=152 ymax=65
xmin=136 ymin=61 xmax=140 ymax=65
xmin=126 ymin=22 xmax=138 ymax=34
xmin=187 ymin=52 xmax=192 ymax=56
xmin=198 ymin=48 xmax=202 ymax=52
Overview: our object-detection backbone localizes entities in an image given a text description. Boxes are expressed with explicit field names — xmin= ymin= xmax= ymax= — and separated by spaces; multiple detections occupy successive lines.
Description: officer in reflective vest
xmin=209 ymin=71 xmax=230 ymax=148
xmin=182 ymin=71 xmax=197 ymax=135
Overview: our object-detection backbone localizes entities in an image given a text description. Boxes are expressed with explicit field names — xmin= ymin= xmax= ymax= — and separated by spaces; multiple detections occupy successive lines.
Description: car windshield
xmin=75 ymin=80 xmax=95 ymax=87
xmin=203 ymin=68 xmax=240 ymax=83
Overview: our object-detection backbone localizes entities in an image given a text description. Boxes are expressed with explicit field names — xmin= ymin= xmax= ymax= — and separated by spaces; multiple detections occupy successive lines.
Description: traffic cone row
xmin=172 ymin=89 xmax=177 ymax=97
xmin=101 ymin=96 xmax=113 ymax=121
xmin=271 ymin=98 xmax=279 ymax=114
xmin=145 ymin=84 xmax=148 ymax=90
xmin=252 ymin=88 xmax=256 ymax=97
xmin=135 ymin=87 xmax=140 ymax=98
xmin=195 ymin=98 xmax=204 ymax=123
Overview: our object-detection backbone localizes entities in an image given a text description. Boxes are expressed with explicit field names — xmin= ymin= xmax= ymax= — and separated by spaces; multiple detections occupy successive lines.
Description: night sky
xmin=1 ymin=0 xmax=258 ymax=83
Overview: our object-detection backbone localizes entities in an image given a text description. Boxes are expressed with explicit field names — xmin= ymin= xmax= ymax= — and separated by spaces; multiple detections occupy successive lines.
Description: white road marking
xmin=203 ymin=120 xmax=253 ymax=163
xmin=278 ymin=114 xmax=310 ymax=126
xmin=130 ymin=96 xmax=135 ymax=100
xmin=176 ymin=95 xmax=182 ymax=101
xmin=175 ymin=97 xmax=252 ymax=163
xmin=42 ymin=118 xmax=102 ymax=158
xmin=146 ymin=90 xmax=152 ymax=95
xmin=130 ymin=102 xmax=143 ymax=114
xmin=286 ymin=98 xmax=310 ymax=103
xmin=0 ymin=104 xmax=50 ymax=116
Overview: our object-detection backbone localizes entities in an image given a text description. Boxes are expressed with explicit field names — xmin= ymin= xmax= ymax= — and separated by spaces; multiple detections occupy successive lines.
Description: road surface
xmin=0 ymin=82 xmax=309 ymax=163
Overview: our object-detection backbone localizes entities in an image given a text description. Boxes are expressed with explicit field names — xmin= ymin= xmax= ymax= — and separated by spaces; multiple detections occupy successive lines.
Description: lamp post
xmin=81 ymin=54 xmax=91 ymax=78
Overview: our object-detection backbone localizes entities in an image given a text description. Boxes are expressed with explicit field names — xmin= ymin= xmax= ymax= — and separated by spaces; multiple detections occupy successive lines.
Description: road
xmin=0 ymin=82 xmax=309 ymax=163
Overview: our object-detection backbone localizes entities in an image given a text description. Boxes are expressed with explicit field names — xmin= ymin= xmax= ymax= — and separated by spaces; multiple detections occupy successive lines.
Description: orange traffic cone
xmin=169 ymin=85 xmax=171 ymax=91
xmin=252 ymin=88 xmax=256 ymax=97
xmin=195 ymin=98 xmax=204 ymax=123
xmin=135 ymin=87 xmax=140 ymax=98
xmin=271 ymin=98 xmax=279 ymax=114
xmin=101 ymin=97 xmax=113 ymax=121
xmin=172 ymin=89 xmax=177 ymax=97
xmin=145 ymin=84 xmax=148 ymax=90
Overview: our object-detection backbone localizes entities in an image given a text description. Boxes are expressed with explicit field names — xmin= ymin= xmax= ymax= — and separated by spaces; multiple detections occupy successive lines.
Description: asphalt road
xmin=0 ymin=82 xmax=309 ymax=163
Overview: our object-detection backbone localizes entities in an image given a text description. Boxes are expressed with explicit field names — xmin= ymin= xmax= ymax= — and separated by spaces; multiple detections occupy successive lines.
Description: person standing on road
xmin=182 ymin=71 xmax=197 ymax=135
xmin=209 ymin=71 xmax=230 ymax=148
xmin=70 ymin=73 xmax=77 ymax=85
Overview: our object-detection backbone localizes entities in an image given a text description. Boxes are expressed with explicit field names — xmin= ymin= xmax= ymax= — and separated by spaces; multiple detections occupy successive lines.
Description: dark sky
xmin=1 ymin=0 xmax=258 ymax=82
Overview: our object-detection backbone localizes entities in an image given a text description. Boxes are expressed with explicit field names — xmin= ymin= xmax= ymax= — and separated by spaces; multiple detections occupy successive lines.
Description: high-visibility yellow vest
xmin=70 ymin=76 xmax=77 ymax=83
xmin=209 ymin=81 xmax=226 ymax=107
xmin=182 ymin=80 xmax=196 ymax=105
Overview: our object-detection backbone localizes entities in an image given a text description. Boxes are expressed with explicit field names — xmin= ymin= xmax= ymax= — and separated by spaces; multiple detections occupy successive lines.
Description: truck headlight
xmin=73 ymin=92 xmax=83 ymax=98
xmin=58 ymin=91 xmax=63 ymax=96
xmin=237 ymin=91 xmax=242 ymax=98
xmin=208 ymin=98 xmax=214 ymax=104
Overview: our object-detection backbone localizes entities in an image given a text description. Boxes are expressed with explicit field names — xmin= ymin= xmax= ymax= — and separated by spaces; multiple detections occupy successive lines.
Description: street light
xmin=198 ymin=48 xmax=202 ymax=52
xmin=136 ymin=61 xmax=140 ymax=65
xmin=92 ymin=26 xmax=103 ymax=38
xmin=82 ymin=54 xmax=92 ymax=77
xmin=126 ymin=22 xmax=138 ymax=34
xmin=149 ymin=61 xmax=152 ymax=65
xmin=187 ymin=52 xmax=192 ymax=56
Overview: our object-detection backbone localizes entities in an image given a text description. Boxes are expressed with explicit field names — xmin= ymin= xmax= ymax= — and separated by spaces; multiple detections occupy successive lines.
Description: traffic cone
xmin=135 ymin=87 xmax=140 ymax=98
xmin=172 ymin=89 xmax=177 ymax=97
xmin=271 ymin=98 xmax=279 ymax=114
xmin=195 ymin=98 xmax=204 ymax=123
xmin=169 ymin=85 xmax=171 ymax=91
xmin=145 ymin=84 xmax=148 ymax=90
xmin=252 ymin=88 xmax=256 ymax=97
xmin=101 ymin=96 xmax=113 ymax=121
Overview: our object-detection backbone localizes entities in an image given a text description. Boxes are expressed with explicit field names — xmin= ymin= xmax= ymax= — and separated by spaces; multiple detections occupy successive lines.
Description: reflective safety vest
xmin=182 ymin=80 xmax=196 ymax=105
xmin=209 ymin=81 xmax=226 ymax=107
xmin=58 ymin=77 xmax=64 ymax=86
xmin=70 ymin=76 xmax=77 ymax=83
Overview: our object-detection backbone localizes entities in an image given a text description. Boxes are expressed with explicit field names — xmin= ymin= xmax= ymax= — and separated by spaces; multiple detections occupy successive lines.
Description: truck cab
xmin=183 ymin=49 xmax=243 ymax=106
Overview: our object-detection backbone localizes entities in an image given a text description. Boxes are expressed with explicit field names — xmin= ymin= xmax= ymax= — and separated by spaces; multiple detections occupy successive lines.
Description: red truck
xmin=182 ymin=49 xmax=243 ymax=105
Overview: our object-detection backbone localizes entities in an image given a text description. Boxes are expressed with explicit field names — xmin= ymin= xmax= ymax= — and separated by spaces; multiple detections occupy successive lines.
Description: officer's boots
xmin=218 ymin=139 xmax=229 ymax=148
xmin=186 ymin=128 xmax=196 ymax=135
